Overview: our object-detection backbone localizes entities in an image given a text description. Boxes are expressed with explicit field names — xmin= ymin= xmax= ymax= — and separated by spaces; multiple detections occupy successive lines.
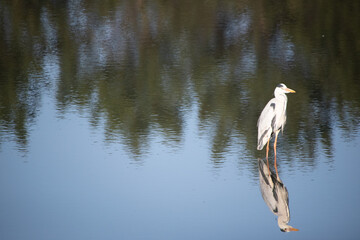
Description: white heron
xmin=258 ymin=158 xmax=299 ymax=232
xmin=257 ymin=83 xmax=295 ymax=176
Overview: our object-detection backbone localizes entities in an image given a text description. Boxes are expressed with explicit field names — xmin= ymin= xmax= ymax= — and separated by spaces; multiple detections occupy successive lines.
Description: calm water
xmin=1 ymin=0 xmax=360 ymax=239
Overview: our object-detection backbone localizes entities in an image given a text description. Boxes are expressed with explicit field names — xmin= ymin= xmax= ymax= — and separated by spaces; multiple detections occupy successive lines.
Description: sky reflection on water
xmin=1 ymin=93 xmax=360 ymax=240
xmin=0 ymin=0 xmax=360 ymax=239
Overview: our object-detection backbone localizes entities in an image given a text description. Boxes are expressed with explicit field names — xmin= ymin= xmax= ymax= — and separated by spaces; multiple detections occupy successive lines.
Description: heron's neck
xmin=278 ymin=215 xmax=290 ymax=229
xmin=274 ymin=91 xmax=288 ymax=103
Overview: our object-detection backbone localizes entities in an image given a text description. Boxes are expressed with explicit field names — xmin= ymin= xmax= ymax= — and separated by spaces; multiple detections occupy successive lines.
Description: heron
xmin=258 ymin=158 xmax=299 ymax=232
xmin=257 ymin=83 xmax=295 ymax=176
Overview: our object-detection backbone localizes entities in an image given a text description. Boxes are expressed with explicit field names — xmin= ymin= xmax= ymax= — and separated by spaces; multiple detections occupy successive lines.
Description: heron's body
xmin=257 ymin=83 xmax=295 ymax=175
xmin=257 ymin=92 xmax=288 ymax=151
xmin=258 ymin=158 xmax=298 ymax=232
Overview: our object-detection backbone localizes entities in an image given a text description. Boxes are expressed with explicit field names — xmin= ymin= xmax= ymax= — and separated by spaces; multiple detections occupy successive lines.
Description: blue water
xmin=1 ymin=92 xmax=360 ymax=240
xmin=1 ymin=0 xmax=360 ymax=239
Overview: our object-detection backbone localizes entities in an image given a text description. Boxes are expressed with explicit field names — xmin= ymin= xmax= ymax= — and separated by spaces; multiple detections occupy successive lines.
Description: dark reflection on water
xmin=258 ymin=158 xmax=298 ymax=232
xmin=0 ymin=0 xmax=360 ymax=165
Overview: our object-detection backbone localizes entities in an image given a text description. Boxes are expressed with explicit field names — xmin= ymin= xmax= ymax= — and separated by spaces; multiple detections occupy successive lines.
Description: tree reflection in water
xmin=0 ymin=0 xmax=359 ymax=170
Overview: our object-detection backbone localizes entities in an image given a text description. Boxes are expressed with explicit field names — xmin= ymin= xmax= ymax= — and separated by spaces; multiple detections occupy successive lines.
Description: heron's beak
xmin=288 ymin=227 xmax=299 ymax=232
xmin=286 ymin=88 xmax=296 ymax=93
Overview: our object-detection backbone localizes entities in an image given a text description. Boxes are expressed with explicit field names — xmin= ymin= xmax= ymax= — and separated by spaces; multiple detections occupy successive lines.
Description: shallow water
xmin=0 ymin=0 xmax=360 ymax=239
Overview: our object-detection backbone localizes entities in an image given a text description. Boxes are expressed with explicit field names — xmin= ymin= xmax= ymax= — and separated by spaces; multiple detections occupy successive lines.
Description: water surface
xmin=0 ymin=0 xmax=360 ymax=239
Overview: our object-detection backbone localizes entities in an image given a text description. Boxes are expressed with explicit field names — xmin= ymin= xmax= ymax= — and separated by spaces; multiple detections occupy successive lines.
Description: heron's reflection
xmin=258 ymin=158 xmax=299 ymax=232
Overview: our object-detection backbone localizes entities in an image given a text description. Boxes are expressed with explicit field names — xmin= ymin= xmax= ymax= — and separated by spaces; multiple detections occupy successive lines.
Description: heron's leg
xmin=274 ymin=131 xmax=280 ymax=180
xmin=266 ymin=138 xmax=270 ymax=175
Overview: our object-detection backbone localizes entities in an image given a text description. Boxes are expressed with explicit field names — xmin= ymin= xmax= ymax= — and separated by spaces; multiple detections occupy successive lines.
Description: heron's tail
xmin=257 ymin=128 xmax=270 ymax=150
xmin=257 ymin=137 xmax=267 ymax=150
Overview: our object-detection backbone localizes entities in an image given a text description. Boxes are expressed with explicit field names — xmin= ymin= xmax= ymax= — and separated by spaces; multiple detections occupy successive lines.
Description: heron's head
xmin=280 ymin=225 xmax=299 ymax=232
xmin=276 ymin=83 xmax=296 ymax=94
xmin=278 ymin=218 xmax=299 ymax=232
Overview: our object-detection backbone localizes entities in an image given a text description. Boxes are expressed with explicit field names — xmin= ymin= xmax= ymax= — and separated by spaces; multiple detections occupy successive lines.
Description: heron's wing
xmin=258 ymin=159 xmax=278 ymax=214
xmin=257 ymin=99 xmax=275 ymax=127
xmin=257 ymin=98 xmax=277 ymax=149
